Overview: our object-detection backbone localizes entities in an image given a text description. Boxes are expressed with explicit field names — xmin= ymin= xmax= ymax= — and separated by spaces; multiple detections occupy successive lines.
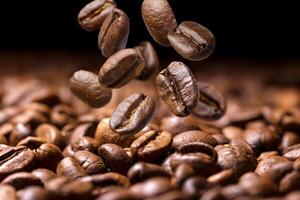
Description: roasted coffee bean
xmin=50 ymin=104 xmax=77 ymax=128
xmin=34 ymin=143 xmax=63 ymax=171
xmin=279 ymin=171 xmax=300 ymax=193
xmin=178 ymin=142 xmax=217 ymax=161
xmin=10 ymin=110 xmax=47 ymax=129
xmin=110 ymin=93 xmax=155 ymax=135
xmin=242 ymin=127 xmax=280 ymax=154
xmin=98 ymin=143 xmax=132 ymax=174
xmin=0 ymin=146 xmax=36 ymax=179
xmin=130 ymin=177 xmax=174 ymax=199
xmin=257 ymin=151 xmax=279 ymax=161
xmin=173 ymin=164 xmax=195 ymax=187
xmin=192 ymin=81 xmax=226 ymax=120
xmin=70 ymin=70 xmax=112 ymax=108
xmin=283 ymin=144 xmax=300 ymax=160
xmin=207 ymin=169 xmax=235 ymax=185
xmin=45 ymin=176 xmax=93 ymax=200
xmin=62 ymin=145 xmax=76 ymax=157
xmin=35 ymin=124 xmax=64 ymax=149
xmin=239 ymin=172 xmax=279 ymax=197
xmin=182 ymin=176 xmax=212 ymax=198
xmin=98 ymin=48 xmax=145 ymax=88
xmin=147 ymin=190 xmax=187 ymax=200
xmin=215 ymin=139 xmax=257 ymax=176
xmin=172 ymin=130 xmax=218 ymax=151
xmin=168 ymin=21 xmax=215 ymax=61
xmin=135 ymin=41 xmax=159 ymax=80
xmin=1 ymin=172 xmax=43 ymax=190
xmin=130 ymin=130 xmax=172 ymax=162
xmin=211 ymin=134 xmax=230 ymax=145
xmin=71 ymin=136 xmax=98 ymax=153
xmin=222 ymin=126 xmax=243 ymax=141
xmin=78 ymin=0 xmax=116 ymax=31
xmin=0 ymin=185 xmax=17 ymax=200
xmin=31 ymin=168 xmax=56 ymax=184
xmin=20 ymin=88 xmax=60 ymax=108
xmin=95 ymin=118 xmax=137 ymax=147
xmin=74 ymin=150 xmax=106 ymax=174
xmin=79 ymin=172 xmax=130 ymax=187
xmin=17 ymin=137 xmax=46 ymax=150
xmin=127 ymin=162 xmax=170 ymax=183
xmin=69 ymin=122 xmax=98 ymax=144
xmin=156 ymin=62 xmax=198 ymax=117
xmin=281 ymin=131 xmax=300 ymax=150
xmin=56 ymin=157 xmax=86 ymax=179
xmin=255 ymin=156 xmax=293 ymax=183
xmin=96 ymin=189 xmax=139 ymax=200
xmin=221 ymin=184 xmax=248 ymax=199
xmin=98 ymin=8 xmax=130 ymax=57
xmin=9 ymin=123 xmax=32 ymax=146
xmin=160 ymin=116 xmax=200 ymax=135
xmin=141 ymin=0 xmax=177 ymax=47
xmin=17 ymin=186 xmax=54 ymax=200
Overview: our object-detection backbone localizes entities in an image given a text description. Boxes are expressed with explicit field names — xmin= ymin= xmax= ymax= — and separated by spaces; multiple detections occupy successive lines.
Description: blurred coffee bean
xmin=130 ymin=130 xmax=172 ymax=162
xmin=70 ymin=70 xmax=112 ymax=108
xmin=200 ymin=188 xmax=228 ymax=200
xmin=110 ymin=93 xmax=155 ymax=135
xmin=207 ymin=169 xmax=235 ymax=185
xmin=50 ymin=104 xmax=77 ymax=128
xmin=281 ymin=131 xmax=300 ymax=150
xmin=239 ymin=172 xmax=279 ymax=197
xmin=0 ymin=146 xmax=36 ymax=179
xmin=160 ymin=116 xmax=200 ymax=136
xmin=222 ymin=126 xmax=243 ymax=140
xmin=69 ymin=122 xmax=98 ymax=144
xmin=257 ymin=151 xmax=279 ymax=162
xmin=168 ymin=21 xmax=215 ymax=61
xmin=215 ymin=139 xmax=257 ymax=176
xmin=96 ymin=189 xmax=139 ymax=200
xmin=62 ymin=145 xmax=76 ymax=157
xmin=182 ymin=176 xmax=212 ymax=198
xmin=56 ymin=157 xmax=86 ymax=179
xmin=172 ymin=130 xmax=218 ymax=151
xmin=279 ymin=171 xmax=300 ymax=193
xmin=17 ymin=186 xmax=54 ymax=200
xmin=74 ymin=150 xmax=106 ymax=175
xmin=9 ymin=123 xmax=32 ymax=146
xmin=99 ymin=48 xmax=145 ymax=88
xmin=17 ymin=137 xmax=46 ymax=150
xmin=135 ymin=41 xmax=159 ymax=80
xmin=141 ymin=0 xmax=177 ymax=47
xmin=95 ymin=118 xmax=137 ymax=147
xmin=0 ymin=185 xmax=17 ymax=200
xmin=127 ymin=162 xmax=170 ymax=183
xmin=156 ymin=62 xmax=198 ymax=117
xmin=98 ymin=8 xmax=130 ymax=57
xmin=193 ymin=81 xmax=226 ymax=120
xmin=78 ymin=0 xmax=116 ymax=31
xmin=79 ymin=172 xmax=130 ymax=187
xmin=34 ymin=143 xmax=63 ymax=171
xmin=98 ymin=143 xmax=132 ymax=174
xmin=173 ymin=164 xmax=195 ymax=187
xmin=31 ymin=168 xmax=56 ymax=184
xmin=283 ymin=144 xmax=300 ymax=160
xmin=147 ymin=190 xmax=187 ymax=200
xmin=71 ymin=136 xmax=98 ymax=153
xmin=221 ymin=184 xmax=248 ymax=199
xmin=20 ymin=88 xmax=60 ymax=108
xmin=35 ymin=124 xmax=64 ymax=149
xmin=1 ymin=172 xmax=42 ymax=190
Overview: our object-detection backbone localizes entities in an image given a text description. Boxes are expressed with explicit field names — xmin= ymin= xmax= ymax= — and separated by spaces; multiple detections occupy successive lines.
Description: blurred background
xmin=0 ymin=0 xmax=299 ymax=59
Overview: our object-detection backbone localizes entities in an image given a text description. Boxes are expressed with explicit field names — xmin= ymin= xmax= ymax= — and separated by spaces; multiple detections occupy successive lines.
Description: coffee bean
xmin=69 ymin=122 xmax=98 ymax=144
xmin=98 ymin=143 xmax=132 ymax=174
xmin=98 ymin=8 xmax=130 ymax=57
xmin=207 ymin=169 xmax=235 ymax=185
xmin=62 ymin=145 xmax=76 ymax=157
xmin=20 ymin=88 xmax=60 ymax=108
xmin=146 ymin=190 xmax=187 ymax=200
xmin=141 ymin=0 xmax=177 ymax=47
xmin=110 ymin=93 xmax=155 ymax=135
xmin=34 ymin=143 xmax=63 ymax=171
xmin=172 ymin=130 xmax=218 ymax=151
xmin=222 ymin=126 xmax=243 ymax=140
xmin=31 ymin=168 xmax=56 ymax=184
xmin=98 ymin=48 xmax=145 ymax=88
xmin=283 ymin=144 xmax=300 ymax=160
xmin=17 ymin=186 xmax=54 ymax=200
xmin=257 ymin=151 xmax=279 ymax=162
xmin=239 ymin=172 xmax=279 ymax=197
xmin=192 ymin=81 xmax=226 ymax=120
xmin=160 ymin=116 xmax=200 ymax=135
xmin=130 ymin=130 xmax=172 ymax=162
xmin=135 ymin=41 xmax=159 ymax=80
xmin=78 ymin=0 xmax=116 ymax=31
xmin=79 ymin=172 xmax=130 ymax=188
xmin=71 ymin=136 xmax=98 ymax=153
xmin=168 ymin=21 xmax=215 ymax=61
xmin=9 ymin=123 xmax=32 ymax=146
xmin=70 ymin=70 xmax=112 ymax=108
xmin=16 ymin=137 xmax=45 ymax=150
xmin=95 ymin=118 xmax=137 ymax=147
xmin=127 ymin=162 xmax=170 ymax=183
xmin=74 ymin=150 xmax=106 ymax=174
xmin=279 ymin=171 xmax=300 ymax=193
xmin=255 ymin=156 xmax=293 ymax=183
xmin=281 ymin=131 xmax=300 ymax=150
xmin=182 ymin=176 xmax=211 ymax=198
xmin=130 ymin=177 xmax=174 ymax=199
xmin=221 ymin=184 xmax=248 ymax=199
xmin=173 ymin=164 xmax=195 ymax=187
xmin=215 ymin=139 xmax=257 ymax=176
xmin=1 ymin=172 xmax=43 ymax=190
xmin=35 ymin=124 xmax=64 ymax=149
xmin=50 ymin=104 xmax=77 ymax=128
xmin=96 ymin=189 xmax=139 ymax=200
xmin=56 ymin=157 xmax=86 ymax=179
xmin=0 ymin=146 xmax=36 ymax=179
xmin=156 ymin=62 xmax=198 ymax=117
xmin=0 ymin=185 xmax=17 ymax=200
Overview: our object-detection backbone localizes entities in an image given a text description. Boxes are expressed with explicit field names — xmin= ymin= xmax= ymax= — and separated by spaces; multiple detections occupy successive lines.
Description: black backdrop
xmin=0 ymin=0 xmax=299 ymax=58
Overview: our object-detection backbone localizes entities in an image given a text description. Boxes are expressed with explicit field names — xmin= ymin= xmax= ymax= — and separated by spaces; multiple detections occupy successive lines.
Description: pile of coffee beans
xmin=0 ymin=0 xmax=300 ymax=199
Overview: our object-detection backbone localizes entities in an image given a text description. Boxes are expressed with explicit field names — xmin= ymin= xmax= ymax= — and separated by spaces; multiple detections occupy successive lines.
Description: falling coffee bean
xmin=70 ymin=70 xmax=112 ymax=108
xmin=110 ymin=93 xmax=155 ymax=135
xmin=156 ymin=62 xmax=198 ymax=117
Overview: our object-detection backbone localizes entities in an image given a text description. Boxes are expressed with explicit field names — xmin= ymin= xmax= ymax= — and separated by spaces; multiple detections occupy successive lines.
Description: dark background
xmin=0 ymin=0 xmax=299 ymax=59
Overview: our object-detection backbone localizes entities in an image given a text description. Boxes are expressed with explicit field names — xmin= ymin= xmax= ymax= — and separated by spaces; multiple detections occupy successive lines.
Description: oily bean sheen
xmin=70 ymin=70 xmax=112 ymax=108
xmin=110 ymin=93 xmax=155 ymax=135
xmin=156 ymin=62 xmax=198 ymax=117
xmin=168 ymin=21 xmax=216 ymax=61
xmin=78 ymin=0 xmax=116 ymax=31
xmin=98 ymin=48 xmax=145 ymax=88
xmin=135 ymin=41 xmax=160 ymax=80
xmin=192 ymin=81 xmax=226 ymax=120
xmin=141 ymin=0 xmax=177 ymax=47
xmin=131 ymin=130 xmax=172 ymax=162
xmin=98 ymin=8 xmax=130 ymax=57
